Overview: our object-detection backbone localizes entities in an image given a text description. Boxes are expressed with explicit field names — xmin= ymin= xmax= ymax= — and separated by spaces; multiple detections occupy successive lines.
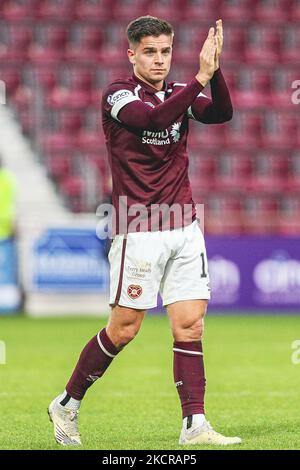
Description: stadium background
xmin=0 ymin=0 xmax=300 ymax=450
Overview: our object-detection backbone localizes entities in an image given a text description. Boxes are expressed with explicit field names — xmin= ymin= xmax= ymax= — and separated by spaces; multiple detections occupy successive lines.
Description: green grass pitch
xmin=0 ymin=313 xmax=300 ymax=450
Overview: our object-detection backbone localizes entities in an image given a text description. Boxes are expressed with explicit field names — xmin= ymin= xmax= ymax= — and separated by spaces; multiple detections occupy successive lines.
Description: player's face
xmin=128 ymin=34 xmax=173 ymax=88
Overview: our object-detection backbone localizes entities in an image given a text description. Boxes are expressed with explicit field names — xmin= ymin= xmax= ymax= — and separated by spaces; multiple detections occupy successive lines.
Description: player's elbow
xmin=221 ymin=106 xmax=233 ymax=122
xmin=226 ymin=104 xmax=233 ymax=120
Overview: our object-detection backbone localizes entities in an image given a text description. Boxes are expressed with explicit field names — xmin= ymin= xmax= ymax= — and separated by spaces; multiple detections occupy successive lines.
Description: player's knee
xmin=107 ymin=306 xmax=145 ymax=348
xmin=191 ymin=318 xmax=204 ymax=340
xmin=117 ymin=323 xmax=140 ymax=347
xmin=173 ymin=318 xmax=204 ymax=342
xmin=186 ymin=318 xmax=204 ymax=341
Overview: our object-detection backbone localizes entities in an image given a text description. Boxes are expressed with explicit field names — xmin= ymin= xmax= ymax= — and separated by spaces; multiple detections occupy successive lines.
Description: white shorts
xmin=108 ymin=220 xmax=211 ymax=309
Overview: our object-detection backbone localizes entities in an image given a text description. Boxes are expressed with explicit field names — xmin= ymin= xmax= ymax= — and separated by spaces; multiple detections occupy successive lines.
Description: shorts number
xmin=200 ymin=252 xmax=207 ymax=278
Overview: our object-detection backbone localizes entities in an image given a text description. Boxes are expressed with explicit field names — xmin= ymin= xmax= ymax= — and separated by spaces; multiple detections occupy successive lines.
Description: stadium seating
xmin=37 ymin=0 xmax=76 ymax=20
xmin=0 ymin=24 xmax=32 ymax=63
xmin=221 ymin=27 xmax=246 ymax=64
xmin=242 ymin=195 xmax=279 ymax=234
xmin=0 ymin=0 xmax=298 ymax=233
xmin=65 ymin=27 xmax=103 ymax=64
xmin=205 ymin=194 xmax=243 ymax=234
xmin=182 ymin=0 xmax=222 ymax=21
xmin=254 ymin=0 xmax=291 ymax=24
xmin=46 ymin=153 xmax=72 ymax=182
xmin=1 ymin=0 xmax=39 ymax=20
xmin=75 ymin=0 xmax=112 ymax=22
xmin=290 ymin=0 xmax=300 ymax=21
xmin=215 ymin=152 xmax=254 ymax=192
xmin=220 ymin=0 xmax=253 ymax=22
xmin=111 ymin=0 xmax=149 ymax=21
xmin=28 ymin=25 xmax=69 ymax=64
xmin=244 ymin=27 xmax=281 ymax=65
xmin=278 ymin=196 xmax=300 ymax=234
xmin=281 ymin=25 xmax=300 ymax=64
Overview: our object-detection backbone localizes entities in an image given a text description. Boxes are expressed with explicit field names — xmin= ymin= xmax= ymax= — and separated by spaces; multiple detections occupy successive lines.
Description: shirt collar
xmin=132 ymin=73 xmax=168 ymax=95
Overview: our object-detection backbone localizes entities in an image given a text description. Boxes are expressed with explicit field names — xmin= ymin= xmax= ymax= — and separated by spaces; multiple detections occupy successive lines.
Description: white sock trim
xmin=97 ymin=331 xmax=116 ymax=358
xmin=173 ymin=348 xmax=203 ymax=356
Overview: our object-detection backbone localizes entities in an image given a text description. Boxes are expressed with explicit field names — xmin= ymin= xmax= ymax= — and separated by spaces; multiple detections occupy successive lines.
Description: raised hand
xmin=196 ymin=27 xmax=217 ymax=87
xmin=214 ymin=19 xmax=223 ymax=70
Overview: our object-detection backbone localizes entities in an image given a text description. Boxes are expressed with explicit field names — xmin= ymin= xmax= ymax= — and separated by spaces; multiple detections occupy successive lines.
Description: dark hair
xmin=126 ymin=15 xmax=174 ymax=46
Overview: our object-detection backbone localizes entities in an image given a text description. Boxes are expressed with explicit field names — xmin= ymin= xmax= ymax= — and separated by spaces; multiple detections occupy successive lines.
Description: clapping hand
xmin=214 ymin=19 xmax=223 ymax=70
xmin=196 ymin=19 xmax=223 ymax=87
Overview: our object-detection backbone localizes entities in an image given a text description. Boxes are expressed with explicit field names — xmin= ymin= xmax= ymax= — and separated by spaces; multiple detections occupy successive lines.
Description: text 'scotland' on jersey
xmin=101 ymin=73 xmax=203 ymax=235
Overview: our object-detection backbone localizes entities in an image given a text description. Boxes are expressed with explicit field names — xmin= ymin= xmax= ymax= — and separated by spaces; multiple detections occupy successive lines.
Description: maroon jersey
xmin=101 ymin=70 xmax=232 ymax=234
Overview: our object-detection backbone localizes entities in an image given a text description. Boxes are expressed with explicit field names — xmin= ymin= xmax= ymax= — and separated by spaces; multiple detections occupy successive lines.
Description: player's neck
xmin=134 ymin=71 xmax=165 ymax=92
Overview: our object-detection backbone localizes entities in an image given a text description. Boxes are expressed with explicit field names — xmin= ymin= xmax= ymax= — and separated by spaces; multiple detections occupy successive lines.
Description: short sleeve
xmin=102 ymin=83 xmax=141 ymax=122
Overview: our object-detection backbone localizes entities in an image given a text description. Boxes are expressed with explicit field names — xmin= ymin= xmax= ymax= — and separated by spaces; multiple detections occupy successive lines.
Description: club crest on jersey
xmin=127 ymin=284 xmax=143 ymax=299
xmin=107 ymin=89 xmax=133 ymax=106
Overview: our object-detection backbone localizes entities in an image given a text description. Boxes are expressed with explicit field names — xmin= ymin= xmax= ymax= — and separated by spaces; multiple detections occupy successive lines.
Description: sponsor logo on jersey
xmin=107 ymin=89 xmax=133 ymax=106
xmin=141 ymin=121 xmax=182 ymax=145
xmin=127 ymin=284 xmax=143 ymax=299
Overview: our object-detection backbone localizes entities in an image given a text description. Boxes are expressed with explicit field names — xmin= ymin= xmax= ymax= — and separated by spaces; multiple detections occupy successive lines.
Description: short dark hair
xmin=126 ymin=16 xmax=174 ymax=47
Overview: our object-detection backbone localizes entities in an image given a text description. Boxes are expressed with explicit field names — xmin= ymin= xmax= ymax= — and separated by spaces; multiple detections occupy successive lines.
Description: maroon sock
xmin=66 ymin=328 xmax=120 ymax=400
xmin=173 ymin=340 xmax=206 ymax=418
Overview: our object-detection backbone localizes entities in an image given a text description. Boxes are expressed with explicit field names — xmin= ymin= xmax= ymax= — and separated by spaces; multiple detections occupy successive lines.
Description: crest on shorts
xmin=127 ymin=284 xmax=143 ymax=299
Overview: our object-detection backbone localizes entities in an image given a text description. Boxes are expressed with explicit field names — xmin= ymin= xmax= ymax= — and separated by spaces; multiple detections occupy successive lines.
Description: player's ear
xmin=127 ymin=49 xmax=136 ymax=65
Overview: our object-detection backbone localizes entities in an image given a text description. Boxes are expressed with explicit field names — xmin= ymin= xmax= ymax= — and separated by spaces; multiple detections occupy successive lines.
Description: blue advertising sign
xmin=206 ymin=236 xmax=300 ymax=311
xmin=31 ymin=229 xmax=110 ymax=292
xmin=31 ymin=230 xmax=300 ymax=311
xmin=0 ymin=237 xmax=20 ymax=313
